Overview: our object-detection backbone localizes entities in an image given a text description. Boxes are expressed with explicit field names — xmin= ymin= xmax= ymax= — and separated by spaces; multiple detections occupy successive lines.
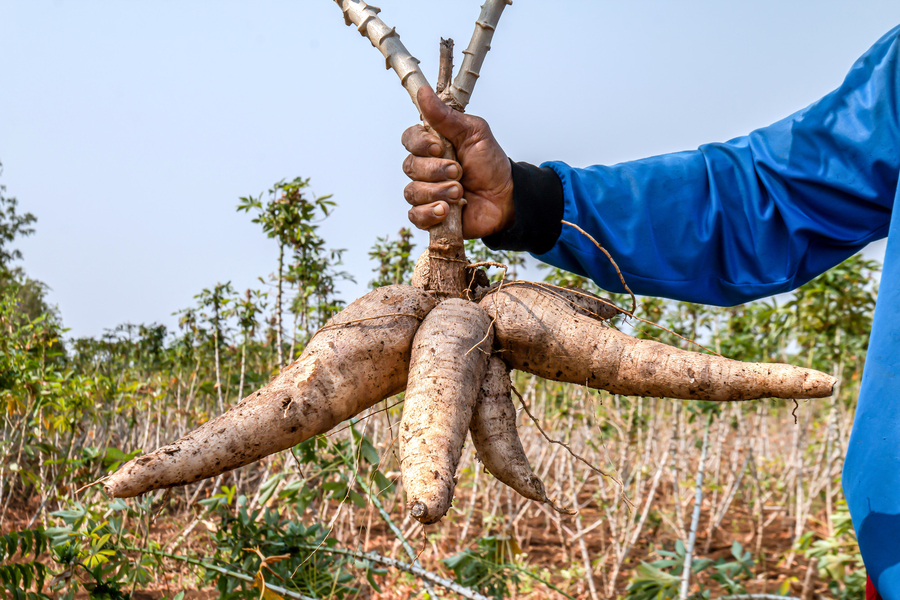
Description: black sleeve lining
xmin=481 ymin=160 xmax=564 ymax=254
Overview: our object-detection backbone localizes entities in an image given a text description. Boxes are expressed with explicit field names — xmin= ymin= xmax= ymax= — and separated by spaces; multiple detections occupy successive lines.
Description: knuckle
xmin=402 ymin=155 xmax=415 ymax=177
xmin=403 ymin=183 xmax=416 ymax=204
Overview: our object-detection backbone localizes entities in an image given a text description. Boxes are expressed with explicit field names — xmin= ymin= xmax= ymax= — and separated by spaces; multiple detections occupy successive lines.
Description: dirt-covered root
xmin=470 ymin=356 xmax=549 ymax=503
xmin=400 ymin=298 xmax=493 ymax=524
xmin=479 ymin=285 xmax=836 ymax=401
xmin=105 ymin=285 xmax=436 ymax=498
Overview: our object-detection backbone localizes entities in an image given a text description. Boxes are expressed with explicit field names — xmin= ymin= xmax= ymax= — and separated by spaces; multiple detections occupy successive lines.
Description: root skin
xmin=470 ymin=356 xmax=548 ymax=503
xmin=105 ymin=285 xmax=436 ymax=498
xmin=480 ymin=285 xmax=836 ymax=401
xmin=400 ymin=298 xmax=493 ymax=524
xmin=479 ymin=281 xmax=621 ymax=321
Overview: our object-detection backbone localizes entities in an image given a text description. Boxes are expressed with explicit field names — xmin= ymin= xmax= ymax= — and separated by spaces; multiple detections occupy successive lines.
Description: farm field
xmin=0 ymin=177 xmax=876 ymax=599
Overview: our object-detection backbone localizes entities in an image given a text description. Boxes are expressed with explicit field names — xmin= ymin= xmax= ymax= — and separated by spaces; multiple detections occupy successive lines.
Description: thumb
xmin=417 ymin=86 xmax=469 ymax=147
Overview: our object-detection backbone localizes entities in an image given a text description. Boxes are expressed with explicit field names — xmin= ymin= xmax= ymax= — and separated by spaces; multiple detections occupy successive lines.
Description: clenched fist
xmin=401 ymin=86 xmax=514 ymax=239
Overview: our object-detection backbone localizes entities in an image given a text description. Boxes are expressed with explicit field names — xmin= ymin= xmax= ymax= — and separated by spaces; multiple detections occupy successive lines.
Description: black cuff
xmin=482 ymin=160 xmax=564 ymax=254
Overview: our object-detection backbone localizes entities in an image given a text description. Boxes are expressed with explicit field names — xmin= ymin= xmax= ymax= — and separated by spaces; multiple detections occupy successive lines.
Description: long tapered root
xmin=470 ymin=356 xmax=550 ymax=504
xmin=104 ymin=285 xmax=436 ymax=498
xmin=480 ymin=285 xmax=836 ymax=401
xmin=400 ymin=299 xmax=493 ymax=524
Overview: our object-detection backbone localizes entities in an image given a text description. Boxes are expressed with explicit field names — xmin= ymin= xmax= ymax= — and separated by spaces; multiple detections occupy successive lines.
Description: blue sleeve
xmin=536 ymin=25 xmax=900 ymax=307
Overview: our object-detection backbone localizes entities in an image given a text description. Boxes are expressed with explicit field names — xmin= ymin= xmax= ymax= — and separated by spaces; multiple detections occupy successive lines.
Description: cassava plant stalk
xmin=105 ymin=285 xmax=435 ymax=498
xmin=334 ymin=0 xmax=429 ymax=111
xmin=425 ymin=39 xmax=468 ymax=296
xmin=448 ymin=0 xmax=513 ymax=111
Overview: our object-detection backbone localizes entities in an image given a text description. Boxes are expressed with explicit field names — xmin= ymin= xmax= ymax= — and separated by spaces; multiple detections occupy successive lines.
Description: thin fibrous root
xmin=470 ymin=356 xmax=571 ymax=513
xmin=511 ymin=384 xmax=626 ymax=511
xmin=400 ymin=299 xmax=494 ymax=524
xmin=480 ymin=285 xmax=836 ymax=401
xmin=561 ymin=220 xmax=636 ymax=315
xmin=104 ymin=285 xmax=436 ymax=498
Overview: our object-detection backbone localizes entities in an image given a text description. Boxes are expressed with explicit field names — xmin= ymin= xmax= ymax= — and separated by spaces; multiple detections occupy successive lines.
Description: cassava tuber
xmin=104 ymin=285 xmax=435 ymax=498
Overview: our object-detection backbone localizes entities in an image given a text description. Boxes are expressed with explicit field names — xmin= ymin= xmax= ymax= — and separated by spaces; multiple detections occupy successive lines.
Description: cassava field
xmin=0 ymin=176 xmax=879 ymax=599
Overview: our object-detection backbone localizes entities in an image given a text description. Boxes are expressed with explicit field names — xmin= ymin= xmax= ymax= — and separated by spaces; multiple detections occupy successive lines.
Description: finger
xmin=401 ymin=124 xmax=443 ymax=157
xmin=408 ymin=201 xmax=449 ymax=230
xmin=404 ymin=181 xmax=463 ymax=206
xmin=416 ymin=86 xmax=469 ymax=147
xmin=402 ymin=155 xmax=461 ymax=182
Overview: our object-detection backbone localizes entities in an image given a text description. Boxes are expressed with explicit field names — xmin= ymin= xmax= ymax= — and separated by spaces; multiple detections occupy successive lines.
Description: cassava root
xmin=400 ymin=298 xmax=493 ymax=524
xmin=480 ymin=284 xmax=836 ymax=401
xmin=470 ymin=356 xmax=552 ymax=505
xmin=104 ymin=285 xmax=435 ymax=498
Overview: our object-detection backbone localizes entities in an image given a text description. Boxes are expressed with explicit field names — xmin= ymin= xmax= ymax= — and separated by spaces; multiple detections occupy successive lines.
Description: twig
xmin=512 ymin=384 xmax=632 ymax=510
xmin=309 ymin=545 xmax=491 ymax=600
xmin=326 ymin=400 xmax=404 ymax=437
xmin=608 ymin=446 xmax=671 ymax=596
xmin=679 ymin=413 xmax=712 ymax=600
xmin=717 ymin=596 xmax=800 ymax=600
xmin=119 ymin=545 xmax=317 ymax=600
xmin=436 ymin=38 xmax=454 ymax=94
xmin=352 ymin=460 xmax=437 ymax=598
xmin=567 ymin=454 xmax=600 ymax=600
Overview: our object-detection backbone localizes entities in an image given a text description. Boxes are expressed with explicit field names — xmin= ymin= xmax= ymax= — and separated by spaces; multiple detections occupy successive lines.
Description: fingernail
xmin=429 ymin=144 xmax=442 ymax=157
xmin=433 ymin=204 xmax=446 ymax=216
xmin=448 ymin=186 xmax=461 ymax=200
xmin=445 ymin=164 xmax=460 ymax=179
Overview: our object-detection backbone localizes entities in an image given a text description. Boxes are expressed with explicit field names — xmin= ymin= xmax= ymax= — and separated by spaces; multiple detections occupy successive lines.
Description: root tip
xmin=410 ymin=500 xmax=427 ymax=519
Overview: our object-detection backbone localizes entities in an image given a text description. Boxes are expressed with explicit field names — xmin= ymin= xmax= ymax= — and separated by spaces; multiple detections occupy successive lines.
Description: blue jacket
xmin=485 ymin=24 xmax=900 ymax=596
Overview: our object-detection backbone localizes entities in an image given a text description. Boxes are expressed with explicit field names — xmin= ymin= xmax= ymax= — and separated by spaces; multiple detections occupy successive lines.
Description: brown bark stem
xmin=424 ymin=39 xmax=468 ymax=296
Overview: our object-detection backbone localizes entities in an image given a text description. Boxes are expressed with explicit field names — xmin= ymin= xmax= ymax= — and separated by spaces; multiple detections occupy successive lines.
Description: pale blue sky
xmin=1 ymin=1 xmax=897 ymax=338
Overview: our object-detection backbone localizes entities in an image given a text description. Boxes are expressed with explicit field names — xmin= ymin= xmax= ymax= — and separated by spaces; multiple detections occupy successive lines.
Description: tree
xmin=0 ymin=161 xmax=36 ymax=274
xmin=370 ymin=228 xmax=416 ymax=288
xmin=238 ymin=177 xmax=343 ymax=367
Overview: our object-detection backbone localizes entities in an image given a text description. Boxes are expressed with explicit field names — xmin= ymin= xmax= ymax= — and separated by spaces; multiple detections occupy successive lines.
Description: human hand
xmin=401 ymin=86 xmax=514 ymax=239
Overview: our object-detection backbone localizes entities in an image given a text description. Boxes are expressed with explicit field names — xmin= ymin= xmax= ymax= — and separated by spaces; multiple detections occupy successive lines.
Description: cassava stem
xmin=448 ymin=0 xmax=513 ymax=111
xmin=425 ymin=40 xmax=469 ymax=296
xmin=400 ymin=299 xmax=494 ymax=524
xmin=479 ymin=285 xmax=836 ymax=401
xmin=105 ymin=285 xmax=435 ymax=498
xmin=334 ymin=0 xmax=430 ymax=111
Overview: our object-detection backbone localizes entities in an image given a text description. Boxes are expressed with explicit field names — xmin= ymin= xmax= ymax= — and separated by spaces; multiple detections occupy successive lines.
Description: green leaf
xmin=348 ymin=489 xmax=367 ymax=509
xmin=5 ymin=532 xmax=18 ymax=559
